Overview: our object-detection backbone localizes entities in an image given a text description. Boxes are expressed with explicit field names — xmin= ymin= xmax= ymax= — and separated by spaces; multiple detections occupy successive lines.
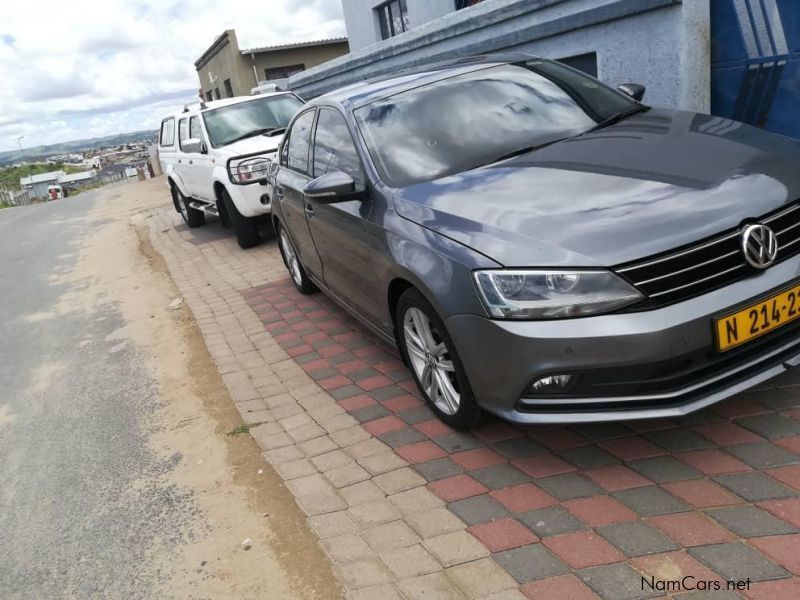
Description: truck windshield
xmin=203 ymin=95 xmax=304 ymax=147
xmin=354 ymin=60 xmax=640 ymax=187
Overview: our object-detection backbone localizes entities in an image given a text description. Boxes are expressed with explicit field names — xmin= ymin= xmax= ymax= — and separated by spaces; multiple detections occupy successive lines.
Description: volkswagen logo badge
xmin=741 ymin=223 xmax=779 ymax=269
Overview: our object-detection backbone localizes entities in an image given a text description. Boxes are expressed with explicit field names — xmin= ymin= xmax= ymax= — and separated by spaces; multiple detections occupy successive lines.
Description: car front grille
xmin=615 ymin=202 xmax=800 ymax=308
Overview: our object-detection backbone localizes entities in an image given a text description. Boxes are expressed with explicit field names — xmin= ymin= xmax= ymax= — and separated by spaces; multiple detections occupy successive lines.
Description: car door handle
xmin=177 ymin=159 xmax=182 ymax=163
xmin=305 ymin=202 xmax=315 ymax=217
xmin=188 ymin=159 xmax=193 ymax=165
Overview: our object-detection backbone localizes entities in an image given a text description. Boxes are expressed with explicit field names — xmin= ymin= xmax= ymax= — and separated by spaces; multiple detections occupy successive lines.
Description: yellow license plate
xmin=716 ymin=284 xmax=800 ymax=351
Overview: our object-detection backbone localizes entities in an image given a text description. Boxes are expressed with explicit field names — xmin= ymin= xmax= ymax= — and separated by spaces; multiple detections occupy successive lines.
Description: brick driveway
xmin=149 ymin=198 xmax=800 ymax=600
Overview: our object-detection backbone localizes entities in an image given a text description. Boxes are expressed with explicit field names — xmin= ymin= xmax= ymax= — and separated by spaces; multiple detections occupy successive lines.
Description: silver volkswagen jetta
xmin=270 ymin=54 xmax=800 ymax=429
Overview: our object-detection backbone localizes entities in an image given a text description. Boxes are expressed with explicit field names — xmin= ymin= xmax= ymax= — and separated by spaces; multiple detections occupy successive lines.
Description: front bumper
xmin=446 ymin=256 xmax=800 ymax=424
xmin=227 ymin=181 xmax=272 ymax=219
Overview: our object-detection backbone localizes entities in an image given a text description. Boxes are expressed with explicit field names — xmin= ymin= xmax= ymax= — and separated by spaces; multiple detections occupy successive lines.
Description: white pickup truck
xmin=157 ymin=91 xmax=304 ymax=248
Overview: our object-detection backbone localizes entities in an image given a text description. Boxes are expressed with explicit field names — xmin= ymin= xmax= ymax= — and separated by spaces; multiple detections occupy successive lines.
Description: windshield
xmin=203 ymin=94 xmax=304 ymax=147
xmin=354 ymin=60 xmax=639 ymax=187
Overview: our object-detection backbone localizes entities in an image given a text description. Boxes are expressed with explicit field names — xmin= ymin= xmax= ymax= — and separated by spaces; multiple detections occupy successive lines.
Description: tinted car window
xmin=313 ymin=109 xmax=364 ymax=185
xmin=202 ymin=94 xmax=304 ymax=147
xmin=287 ymin=110 xmax=315 ymax=174
xmin=354 ymin=60 xmax=638 ymax=187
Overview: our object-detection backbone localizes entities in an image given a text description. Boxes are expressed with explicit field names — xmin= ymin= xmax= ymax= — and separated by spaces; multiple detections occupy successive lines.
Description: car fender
xmin=212 ymin=165 xmax=270 ymax=218
xmin=381 ymin=211 xmax=499 ymax=324
xmin=165 ymin=163 xmax=189 ymax=198
xmin=211 ymin=166 xmax=235 ymax=207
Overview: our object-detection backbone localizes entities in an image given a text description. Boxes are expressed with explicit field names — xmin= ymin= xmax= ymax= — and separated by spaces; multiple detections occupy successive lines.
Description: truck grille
xmin=615 ymin=202 xmax=800 ymax=308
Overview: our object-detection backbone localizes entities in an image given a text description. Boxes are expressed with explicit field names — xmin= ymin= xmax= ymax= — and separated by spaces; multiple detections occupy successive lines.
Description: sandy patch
xmin=58 ymin=179 xmax=341 ymax=599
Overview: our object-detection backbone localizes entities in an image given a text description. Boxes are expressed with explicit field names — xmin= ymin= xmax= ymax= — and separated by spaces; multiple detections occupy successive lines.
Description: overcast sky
xmin=0 ymin=0 xmax=346 ymax=152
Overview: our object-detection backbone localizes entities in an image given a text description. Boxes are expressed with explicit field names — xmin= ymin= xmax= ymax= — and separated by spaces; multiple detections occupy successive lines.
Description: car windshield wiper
xmin=224 ymin=128 xmax=271 ymax=145
xmin=586 ymin=105 xmax=650 ymax=133
xmin=263 ymin=127 xmax=286 ymax=137
xmin=477 ymin=138 xmax=565 ymax=168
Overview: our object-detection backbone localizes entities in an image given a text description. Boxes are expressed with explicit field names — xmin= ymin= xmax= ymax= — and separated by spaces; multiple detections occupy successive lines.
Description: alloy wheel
xmin=403 ymin=307 xmax=460 ymax=415
xmin=280 ymin=229 xmax=303 ymax=287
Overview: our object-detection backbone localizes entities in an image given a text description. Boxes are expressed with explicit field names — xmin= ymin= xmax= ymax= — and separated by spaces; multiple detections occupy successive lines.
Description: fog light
xmin=528 ymin=374 xmax=573 ymax=395
xmin=260 ymin=194 xmax=270 ymax=205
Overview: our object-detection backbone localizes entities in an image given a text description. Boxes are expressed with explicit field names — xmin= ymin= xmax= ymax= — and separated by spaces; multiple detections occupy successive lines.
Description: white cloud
xmin=0 ymin=0 xmax=346 ymax=151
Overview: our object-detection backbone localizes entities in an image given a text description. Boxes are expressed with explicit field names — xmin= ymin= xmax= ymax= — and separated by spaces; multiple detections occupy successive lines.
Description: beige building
xmin=195 ymin=30 xmax=349 ymax=99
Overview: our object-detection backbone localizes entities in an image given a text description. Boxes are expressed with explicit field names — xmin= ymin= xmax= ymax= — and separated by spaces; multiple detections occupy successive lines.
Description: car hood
xmin=217 ymin=134 xmax=283 ymax=157
xmin=392 ymin=109 xmax=800 ymax=267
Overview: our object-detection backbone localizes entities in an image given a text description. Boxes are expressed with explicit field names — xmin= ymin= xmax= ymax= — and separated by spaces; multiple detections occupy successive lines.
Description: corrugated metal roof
xmin=59 ymin=170 xmax=96 ymax=184
xmin=20 ymin=170 xmax=65 ymax=186
xmin=240 ymin=37 xmax=348 ymax=54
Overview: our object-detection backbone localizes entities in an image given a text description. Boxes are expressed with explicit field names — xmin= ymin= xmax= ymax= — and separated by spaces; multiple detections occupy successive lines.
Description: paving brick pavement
xmin=147 ymin=202 xmax=800 ymax=599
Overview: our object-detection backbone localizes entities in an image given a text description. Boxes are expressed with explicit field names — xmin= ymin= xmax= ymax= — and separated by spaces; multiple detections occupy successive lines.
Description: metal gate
xmin=711 ymin=0 xmax=799 ymax=139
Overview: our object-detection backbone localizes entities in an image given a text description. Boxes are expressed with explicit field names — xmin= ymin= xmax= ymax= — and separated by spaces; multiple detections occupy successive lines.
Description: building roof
xmin=195 ymin=30 xmax=233 ymax=69
xmin=195 ymin=29 xmax=348 ymax=69
xmin=240 ymin=37 xmax=348 ymax=55
xmin=59 ymin=170 xmax=96 ymax=184
xmin=20 ymin=170 xmax=65 ymax=186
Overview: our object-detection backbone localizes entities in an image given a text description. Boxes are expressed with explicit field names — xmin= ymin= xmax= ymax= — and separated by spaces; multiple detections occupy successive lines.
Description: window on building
xmin=557 ymin=52 xmax=598 ymax=78
xmin=206 ymin=90 xmax=213 ymax=101
xmin=376 ymin=0 xmax=409 ymax=40
xmin=159 ymin=118 xmax=175 ymax=147
xmin=224 ymin=79 xmax=233 ymax=98
xmin=286 ymin=110 xmax=315 ymax=174
xmin=265 ymin=64 xmax=305 ymax=80
xmin=214 ymin=87 xmax=221 ymax=100
xmin=455 ymin=0 xmax=485 ymax=8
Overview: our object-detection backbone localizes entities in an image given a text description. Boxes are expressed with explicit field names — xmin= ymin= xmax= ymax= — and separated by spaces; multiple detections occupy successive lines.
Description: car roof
xmin=310 ymin=53 xmax=540 ymax=111
xmin=164 ymin=91 xmax=296 ymax=119
xmin=201 ymin=91 xmax=292 ymax=111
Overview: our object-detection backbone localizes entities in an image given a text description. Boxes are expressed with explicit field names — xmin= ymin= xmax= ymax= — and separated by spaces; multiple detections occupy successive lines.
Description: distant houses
xmin=20 ymin=169 xmax=97 ymax=197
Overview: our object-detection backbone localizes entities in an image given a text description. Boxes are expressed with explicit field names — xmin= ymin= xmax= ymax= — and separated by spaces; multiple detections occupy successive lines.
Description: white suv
xmin=158 ymin=92 xmax=304 ymax=248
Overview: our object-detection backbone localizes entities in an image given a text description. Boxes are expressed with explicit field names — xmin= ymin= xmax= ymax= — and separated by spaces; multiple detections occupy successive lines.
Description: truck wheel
xmin=174 ymin=187 xmax=204 ymax=228
xmin=222 ymin=189 xmax=261 ymax=249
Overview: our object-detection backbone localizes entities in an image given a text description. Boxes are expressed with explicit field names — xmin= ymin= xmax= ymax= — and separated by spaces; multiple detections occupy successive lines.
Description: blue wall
xmin=711 ymin=0 xmax=799 ymax=139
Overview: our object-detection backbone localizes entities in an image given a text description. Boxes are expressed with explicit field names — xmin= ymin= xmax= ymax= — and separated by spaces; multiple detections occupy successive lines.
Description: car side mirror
xmin=200 ymin=140 xmax=208 ymax=154
xmin=183 ymin=138 xmax=203 ymax=154
xmin=303 ymin=171 xmax=363 ymax=203
xmin=617 ymin=83 xmax=646 ymax=102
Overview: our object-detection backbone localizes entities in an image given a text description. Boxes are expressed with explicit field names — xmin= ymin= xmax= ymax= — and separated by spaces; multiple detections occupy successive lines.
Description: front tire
xmin=396 ymin=289 xmax=483 ymax=429
xmin=222 ymin=188 xmax=260 ymax=249
xmin=278 ymin=225 xmax=316 ymax=294
xmin=174 ymin=187 xmax=204 ymax=228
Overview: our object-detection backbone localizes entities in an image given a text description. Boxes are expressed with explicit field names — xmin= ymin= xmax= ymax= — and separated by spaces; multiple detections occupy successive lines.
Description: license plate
xmin=715 ymin=284 xmax=800 ymax=351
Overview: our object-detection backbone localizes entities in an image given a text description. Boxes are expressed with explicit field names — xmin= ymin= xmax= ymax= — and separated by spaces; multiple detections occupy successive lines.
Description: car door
xmin=186 ymin=115 xmax=213 ymax=201
xmin=306 ymin=107 xmax=379 ymax=320
xmin=158 ymin=116 xmax=178 ymax=175
xmin=275 ymin=109 xmax=322 ymax=277
xmin=175 ymin=117 xmax=194 ymax=196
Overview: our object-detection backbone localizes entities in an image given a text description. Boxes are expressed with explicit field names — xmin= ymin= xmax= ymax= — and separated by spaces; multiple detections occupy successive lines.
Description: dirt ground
xmin=61 ymin=180 xmax=342 ymax=599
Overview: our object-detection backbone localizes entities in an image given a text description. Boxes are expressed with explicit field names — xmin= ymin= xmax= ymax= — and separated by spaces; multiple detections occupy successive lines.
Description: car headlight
xmin=473 ymin=269 xmax=642 ymax=319
xmin=229 ymin=155 xmax=273 ymax=184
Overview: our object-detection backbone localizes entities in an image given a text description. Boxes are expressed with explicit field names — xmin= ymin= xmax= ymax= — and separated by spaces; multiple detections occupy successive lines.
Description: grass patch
xmin=227 ymin=423 xmax=250 ymax=436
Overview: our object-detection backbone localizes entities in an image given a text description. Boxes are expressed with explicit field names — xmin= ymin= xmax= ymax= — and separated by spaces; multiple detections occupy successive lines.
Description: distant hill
xmin=0 ymin=130 xmax=157 ymax=166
